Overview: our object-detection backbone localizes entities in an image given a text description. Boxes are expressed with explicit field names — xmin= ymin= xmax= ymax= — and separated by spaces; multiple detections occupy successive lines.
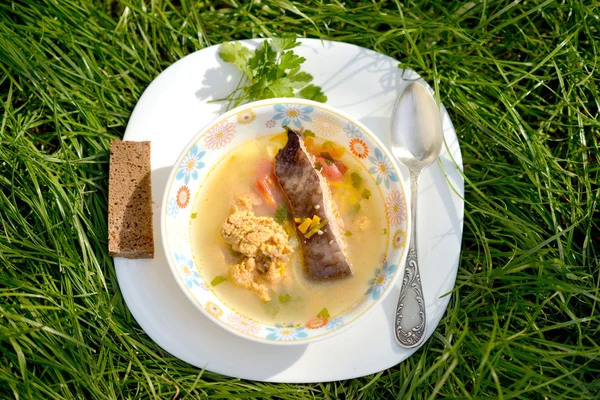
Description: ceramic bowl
xmin=161 ymin=98 xmax=410 ymax=345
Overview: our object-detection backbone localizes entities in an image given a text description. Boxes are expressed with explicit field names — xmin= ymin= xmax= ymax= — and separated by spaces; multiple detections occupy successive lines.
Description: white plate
xmin=116 ymin=39 xmax=464 ymax=383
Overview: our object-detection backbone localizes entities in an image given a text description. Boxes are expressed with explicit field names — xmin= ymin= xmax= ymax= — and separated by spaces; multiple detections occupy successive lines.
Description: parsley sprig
xmin=217 ymin=36 xmax=327 ymax=109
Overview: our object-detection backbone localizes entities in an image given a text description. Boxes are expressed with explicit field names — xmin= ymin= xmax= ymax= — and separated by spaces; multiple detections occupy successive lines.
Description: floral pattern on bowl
xmin=161 ymin=99 xmax=410 ymax=345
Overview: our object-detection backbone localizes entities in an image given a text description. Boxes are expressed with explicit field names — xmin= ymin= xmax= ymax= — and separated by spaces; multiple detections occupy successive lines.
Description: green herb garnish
xmin=191 ymin=213 xmax=197 ymax=219
xmin=344 ymin=230 xmax=353 ymax=237
xmin=303 ymin=130 xmax=316 ymax=137
xmin=211 ymin=276 xmax=227 ymax=287
xmin=279 ymin=293 xmax=292 ymax=304
xmin=351 ymin=172 xmax=363 ymax=189
xmin=218 ymin=36 xmax=327 ymax=109
xmin=314 ymin=161 xmax=323 ymax=171
xmin=299 ymin=85 xmax=327 ymax=102
xmin=351 ymin=203 xmax=361 ymax=216
xmin=317 ymin=308 xmax=330 ymax=319
xmin=274 ymin=204 xmax=289 ymax=225
xmin=361 ymin=189 xmax=372 ymax=200
xmin=263 ymin=300 xmax=280 ymax=318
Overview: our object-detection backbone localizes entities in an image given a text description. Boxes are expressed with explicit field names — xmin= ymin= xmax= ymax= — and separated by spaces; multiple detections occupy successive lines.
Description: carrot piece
xmin=317 ymin=158 xmax=343 ymax=182
xmin=254 ymin=178 xmax=276 ymax=205
xmin=334 ymin=160 xmax=348 ymax=175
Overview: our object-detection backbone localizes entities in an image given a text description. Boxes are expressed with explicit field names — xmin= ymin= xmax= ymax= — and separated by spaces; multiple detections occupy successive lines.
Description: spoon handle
xmin=394 ymin=170 xmax=427 ymax=348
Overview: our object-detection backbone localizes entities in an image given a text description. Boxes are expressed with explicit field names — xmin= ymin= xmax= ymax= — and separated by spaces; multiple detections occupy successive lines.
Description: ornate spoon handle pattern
xmin=394 ymin=170 xmax=426 ymax=348
xmin=394 ymin=247 xmax=426 ymax=347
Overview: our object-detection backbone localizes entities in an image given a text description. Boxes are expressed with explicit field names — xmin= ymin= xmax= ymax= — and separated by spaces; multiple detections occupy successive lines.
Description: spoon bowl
xmin=391 ymin=82 xmax=443 ymax=169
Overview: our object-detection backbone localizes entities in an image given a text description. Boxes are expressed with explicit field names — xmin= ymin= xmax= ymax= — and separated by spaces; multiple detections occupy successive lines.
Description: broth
xmin=190 ymin=134 xmax=388 ymax=324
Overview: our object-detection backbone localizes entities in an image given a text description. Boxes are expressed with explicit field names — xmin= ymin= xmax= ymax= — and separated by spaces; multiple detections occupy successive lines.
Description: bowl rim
xmin=160 ymin=97 xmax=411 ymax=345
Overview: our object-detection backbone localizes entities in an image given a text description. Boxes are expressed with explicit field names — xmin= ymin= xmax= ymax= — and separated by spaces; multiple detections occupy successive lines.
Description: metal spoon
xmin=391 ymin=82 xmax=443 ymax=348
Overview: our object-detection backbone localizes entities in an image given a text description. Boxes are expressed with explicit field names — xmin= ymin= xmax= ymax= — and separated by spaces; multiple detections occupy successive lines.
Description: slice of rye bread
xmin=108 ymin=140 xmax=154 ymax=259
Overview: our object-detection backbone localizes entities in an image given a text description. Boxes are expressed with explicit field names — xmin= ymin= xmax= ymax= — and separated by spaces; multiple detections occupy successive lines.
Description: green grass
xmin=1 ymin=0 xmax=599 ymax=398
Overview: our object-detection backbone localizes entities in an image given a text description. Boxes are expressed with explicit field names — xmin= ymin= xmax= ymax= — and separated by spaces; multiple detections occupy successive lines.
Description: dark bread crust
xmin=108 ymin=140 xmax=154 ymax=259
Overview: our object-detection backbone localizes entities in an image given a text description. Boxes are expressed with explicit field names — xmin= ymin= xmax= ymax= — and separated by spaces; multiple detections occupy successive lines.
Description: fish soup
xmin=190 ymin=132 xmax=388 ymax=325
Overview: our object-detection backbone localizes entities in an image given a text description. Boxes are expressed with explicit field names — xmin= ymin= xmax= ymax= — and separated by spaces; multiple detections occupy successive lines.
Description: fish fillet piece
xmin=274 ymin=128 xmax=352 ymax=280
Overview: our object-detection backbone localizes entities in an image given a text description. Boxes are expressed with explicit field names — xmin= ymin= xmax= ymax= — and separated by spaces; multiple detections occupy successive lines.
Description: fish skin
xmin=274 ymin=127 xmax=352 ymax=280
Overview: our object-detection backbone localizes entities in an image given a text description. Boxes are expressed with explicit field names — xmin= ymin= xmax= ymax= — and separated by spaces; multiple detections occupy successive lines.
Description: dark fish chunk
xmin=275 ymin=128 xmax=352 ymax=280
